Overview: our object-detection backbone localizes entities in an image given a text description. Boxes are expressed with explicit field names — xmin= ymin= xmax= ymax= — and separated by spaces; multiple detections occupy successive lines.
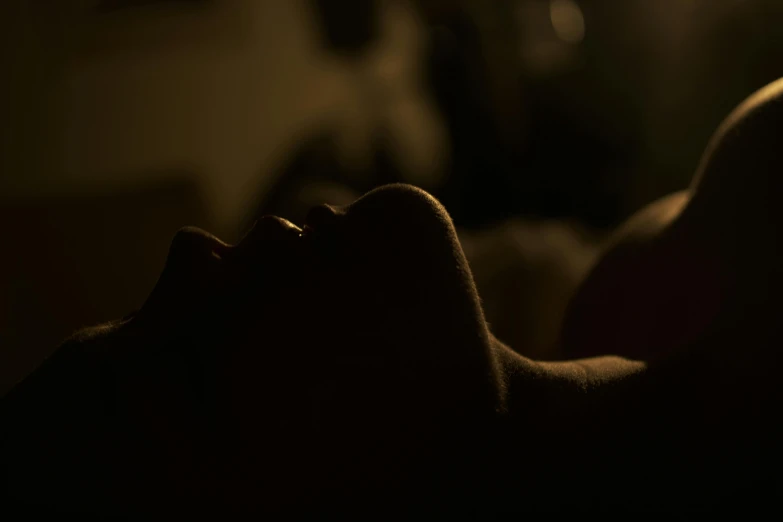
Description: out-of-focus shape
xmin=549 ymin=0 xmax=585 ymax=44
xmin=309 ymin=0 xmax=380 ymax=58
xmin=516 ymin=0 xmax=584 ymax=77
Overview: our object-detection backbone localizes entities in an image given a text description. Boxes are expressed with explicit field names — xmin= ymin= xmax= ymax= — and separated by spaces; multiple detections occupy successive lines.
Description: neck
xmin=492 ymin=336 xmax=647 ymax=436
xmin=486 ymin=328 xmax=781 ymax=511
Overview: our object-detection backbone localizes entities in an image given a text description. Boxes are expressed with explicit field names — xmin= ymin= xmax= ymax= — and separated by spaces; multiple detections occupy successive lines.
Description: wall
xmin=1 ymin=0 xmax=446 ymax=239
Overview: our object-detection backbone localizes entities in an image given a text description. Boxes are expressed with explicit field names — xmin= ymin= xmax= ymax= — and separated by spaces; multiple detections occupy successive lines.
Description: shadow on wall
xmin=0 ymin=175 xmax=213 ymax=396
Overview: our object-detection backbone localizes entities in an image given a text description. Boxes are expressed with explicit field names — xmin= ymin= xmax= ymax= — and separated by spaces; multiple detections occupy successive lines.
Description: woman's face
xmin=106 ymin=184 xmax=501 ymax=513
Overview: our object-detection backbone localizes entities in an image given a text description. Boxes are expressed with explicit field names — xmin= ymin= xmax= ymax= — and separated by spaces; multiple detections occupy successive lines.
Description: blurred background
xmin=3 ymin=0 xmax=783 ymax=394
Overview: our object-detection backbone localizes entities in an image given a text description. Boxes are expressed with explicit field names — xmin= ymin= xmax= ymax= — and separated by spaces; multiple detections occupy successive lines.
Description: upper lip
xmin=229 ymin=204 xmax=337 ymax=255
xmin=301 ymin=224 xmax=315 ymax=239
xmin=303 ymin=204 xmax=338 ymax=237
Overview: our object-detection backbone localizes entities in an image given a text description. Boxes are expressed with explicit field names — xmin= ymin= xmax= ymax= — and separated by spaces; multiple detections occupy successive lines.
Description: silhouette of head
xmin=8 ymin=184 xmax=503 ymax=516
xmin=146 ymin=183 xmax=501 ymax=505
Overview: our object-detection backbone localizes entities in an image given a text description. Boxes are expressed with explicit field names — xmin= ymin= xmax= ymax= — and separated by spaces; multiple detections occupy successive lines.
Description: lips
xmin=218 ymin=205 xmax=341 ymax=270
xmin=227 ymin=215 xmax=303 ymax=255
xmin=300 ymin=204 xmax=340 ymax=246
xmin=304 ymin=204 xmax=339 ymax=232
xmin=300 ymin=224 xmax=315 ymax=241
xmin=243 ymin=216 xmax=303 ymax=244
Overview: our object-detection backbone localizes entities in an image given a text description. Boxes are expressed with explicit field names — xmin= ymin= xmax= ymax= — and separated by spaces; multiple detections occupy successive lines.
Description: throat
xmin=492 ymin=337 xmax=649 ymax=447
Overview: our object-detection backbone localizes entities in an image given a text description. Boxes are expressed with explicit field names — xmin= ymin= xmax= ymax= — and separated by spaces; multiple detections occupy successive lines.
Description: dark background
xmin=3 ymin=0 xmax=783 ymax=394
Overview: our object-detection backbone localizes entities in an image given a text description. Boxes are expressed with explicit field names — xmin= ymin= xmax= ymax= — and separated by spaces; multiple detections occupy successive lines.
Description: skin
xmin=562 ymin=77 xmax=783 ymax=364
xmin=5 ymin=78 xmax=783 ymax=517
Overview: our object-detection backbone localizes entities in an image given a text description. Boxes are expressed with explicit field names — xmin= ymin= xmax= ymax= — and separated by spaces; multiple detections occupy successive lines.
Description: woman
xmin=4 ymin=79 xmax=783 ymax=518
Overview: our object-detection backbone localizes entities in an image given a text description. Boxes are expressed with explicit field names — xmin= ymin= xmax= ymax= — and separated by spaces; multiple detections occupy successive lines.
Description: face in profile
xmin=110 ymin=77 xmax=783 ymax=514
xmin=82 ymin=183 xmax=502 ymax=514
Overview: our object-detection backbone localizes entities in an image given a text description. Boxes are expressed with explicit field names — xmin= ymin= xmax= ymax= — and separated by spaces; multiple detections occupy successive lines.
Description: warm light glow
xmin=549 ymin=0 xmax=585 ymax=44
